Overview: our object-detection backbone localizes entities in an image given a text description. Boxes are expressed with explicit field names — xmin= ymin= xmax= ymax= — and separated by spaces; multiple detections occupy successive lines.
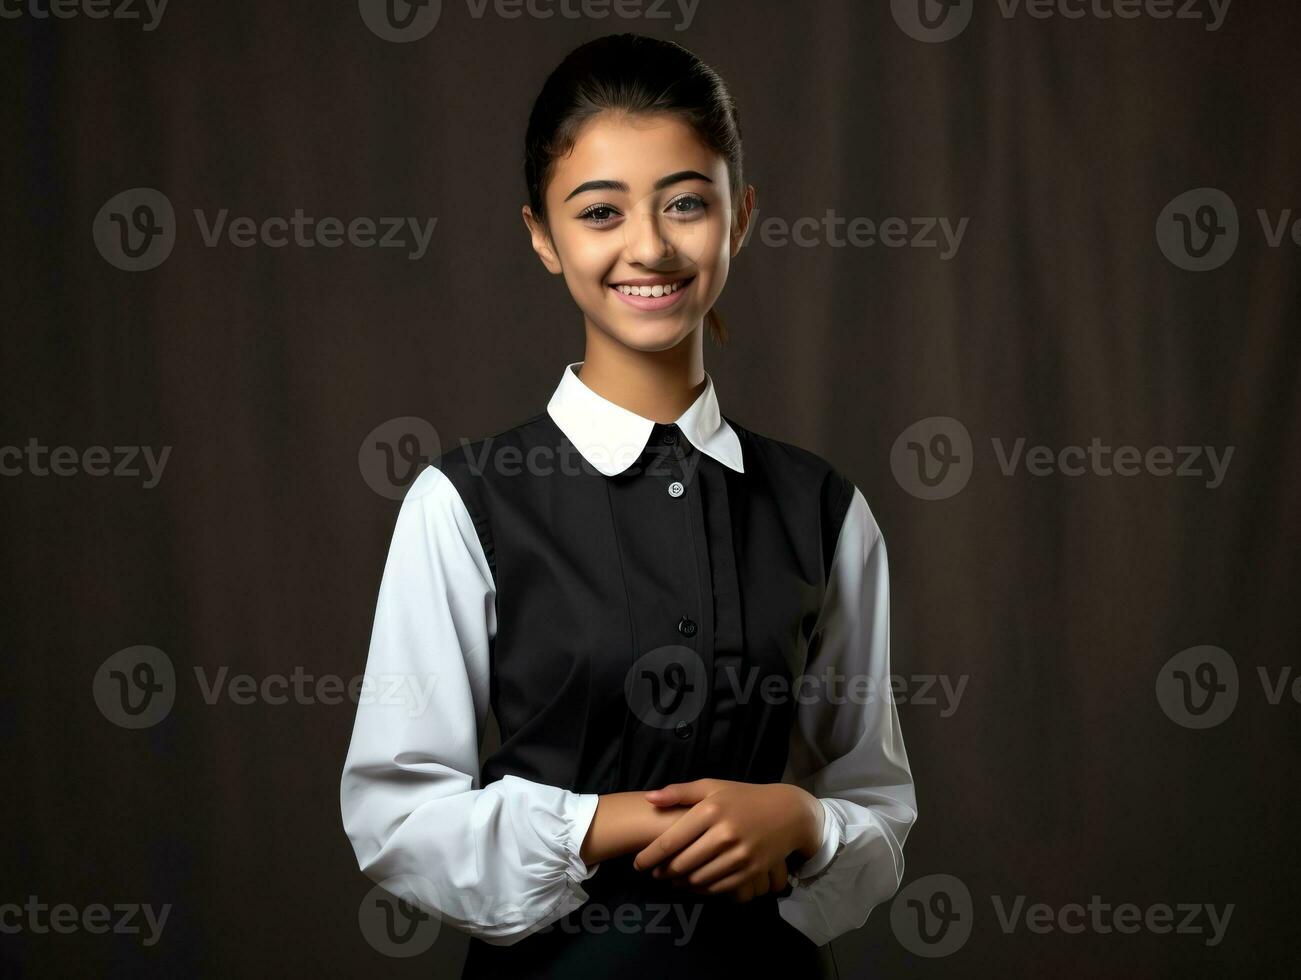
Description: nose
xmin=621 ymin=205 xmax=676 ymax=267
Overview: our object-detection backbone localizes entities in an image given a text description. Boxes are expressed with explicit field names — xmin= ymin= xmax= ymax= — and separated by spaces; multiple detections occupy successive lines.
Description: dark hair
xmin=524 ymin=33 xmax=744 ymax=348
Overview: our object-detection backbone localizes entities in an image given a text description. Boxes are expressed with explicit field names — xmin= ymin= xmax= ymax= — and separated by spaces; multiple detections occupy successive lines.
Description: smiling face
xmin=524 ymin=110 xmax=753 ymax=354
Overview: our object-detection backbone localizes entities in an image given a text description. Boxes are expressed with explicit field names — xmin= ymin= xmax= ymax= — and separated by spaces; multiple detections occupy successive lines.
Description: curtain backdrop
xmin=3 ymin=1 xmax=1297 ymax=976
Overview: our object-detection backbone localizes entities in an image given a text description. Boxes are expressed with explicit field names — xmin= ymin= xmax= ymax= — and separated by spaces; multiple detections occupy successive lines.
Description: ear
xmin=522 ymin=204 xmax=564 ymax=274
xmin=729 ymin=183 xmax=757 ymax=256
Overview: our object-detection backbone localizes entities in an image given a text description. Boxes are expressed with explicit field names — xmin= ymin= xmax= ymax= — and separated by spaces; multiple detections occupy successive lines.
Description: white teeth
xmin=616 ymin=279 xmax=689 ymax=297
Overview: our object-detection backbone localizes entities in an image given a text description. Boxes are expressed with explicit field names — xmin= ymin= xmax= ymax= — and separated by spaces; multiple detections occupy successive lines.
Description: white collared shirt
xmin=340 ymin=360 xmax=917 ymax=950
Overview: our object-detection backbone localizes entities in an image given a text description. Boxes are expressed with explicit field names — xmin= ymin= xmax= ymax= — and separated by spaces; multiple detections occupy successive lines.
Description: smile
xmin=608 ymin=275 xmax=696 ymax=311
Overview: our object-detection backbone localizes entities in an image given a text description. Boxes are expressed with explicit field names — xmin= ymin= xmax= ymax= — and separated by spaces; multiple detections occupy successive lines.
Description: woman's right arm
xmin=580 ymin=792 xmax=693 ymax=866
xmin=341 ymin=465 xmax=663 ymax=946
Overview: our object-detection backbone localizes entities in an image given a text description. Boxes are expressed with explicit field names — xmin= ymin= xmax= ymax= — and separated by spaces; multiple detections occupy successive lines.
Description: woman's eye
xmin=668 ymin=195 xmax=706 ymax=216
xmin=579 ymin=205 xmax=620 ymax=225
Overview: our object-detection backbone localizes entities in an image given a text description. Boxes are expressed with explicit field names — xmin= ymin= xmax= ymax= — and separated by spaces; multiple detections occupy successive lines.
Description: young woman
xmin=341 ymin=33 xmax=917 ymax=979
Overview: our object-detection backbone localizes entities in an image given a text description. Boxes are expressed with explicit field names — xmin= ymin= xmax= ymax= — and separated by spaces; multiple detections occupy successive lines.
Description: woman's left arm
xmin=774 ymin=483 xmax=918 ymax=945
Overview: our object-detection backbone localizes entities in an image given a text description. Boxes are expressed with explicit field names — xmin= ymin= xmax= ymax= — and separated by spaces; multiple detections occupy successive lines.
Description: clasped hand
xmin=631 ymin=778 xmax=821 ymax=903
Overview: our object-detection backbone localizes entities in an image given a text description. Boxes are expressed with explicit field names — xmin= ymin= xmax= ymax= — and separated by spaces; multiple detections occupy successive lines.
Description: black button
xmin=661 ymin=430 xmax=677 ymax=444
xmin=677 ymin=617 xmax=697 ymax=637
xmin=674 ymin=720 xmax=694 ymax=739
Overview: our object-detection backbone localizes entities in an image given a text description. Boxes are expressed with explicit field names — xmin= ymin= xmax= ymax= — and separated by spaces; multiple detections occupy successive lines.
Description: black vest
xmin=437 ymin=410 xmax=852 ymax=979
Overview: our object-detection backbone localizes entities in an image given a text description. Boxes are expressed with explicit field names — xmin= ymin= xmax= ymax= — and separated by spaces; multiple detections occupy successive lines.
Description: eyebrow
xmin=563 ymin=170 xmax=713 ymax=203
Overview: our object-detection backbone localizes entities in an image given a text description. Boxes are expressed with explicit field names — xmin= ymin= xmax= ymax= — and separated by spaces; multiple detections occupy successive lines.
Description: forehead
xmin=550 ymin=111 xmax=725 ymax=193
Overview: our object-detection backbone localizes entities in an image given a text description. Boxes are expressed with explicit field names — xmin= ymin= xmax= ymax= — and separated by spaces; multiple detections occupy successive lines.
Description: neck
xmin=577 ymin=321 xmax=707 ymax=424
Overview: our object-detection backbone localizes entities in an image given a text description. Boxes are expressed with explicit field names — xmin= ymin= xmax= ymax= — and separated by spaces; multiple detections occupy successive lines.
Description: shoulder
xmin=727 ymin=414 xmax=858 ymax=528
xmin=413 ymin=411 xmax=554 ymax=573
xmin=428 ymin=412 xmax=555 ymax=488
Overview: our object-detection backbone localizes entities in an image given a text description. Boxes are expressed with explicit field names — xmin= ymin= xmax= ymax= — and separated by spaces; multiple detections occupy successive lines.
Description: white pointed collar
xmin=546 ymin=360 xmax=745 ymax=477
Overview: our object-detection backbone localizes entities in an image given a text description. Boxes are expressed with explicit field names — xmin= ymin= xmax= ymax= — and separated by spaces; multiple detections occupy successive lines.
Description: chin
xmin=609 ymin=317 xmax=696 ymax=351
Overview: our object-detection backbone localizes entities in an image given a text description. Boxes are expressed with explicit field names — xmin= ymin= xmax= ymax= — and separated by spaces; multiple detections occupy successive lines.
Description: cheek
xmin=560 ymin=234 xmax=620 ymax=284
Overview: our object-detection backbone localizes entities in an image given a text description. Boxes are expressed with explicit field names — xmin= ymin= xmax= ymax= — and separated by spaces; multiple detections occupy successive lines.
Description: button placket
xmin=674 ymin=442 xmax=714 ymax=778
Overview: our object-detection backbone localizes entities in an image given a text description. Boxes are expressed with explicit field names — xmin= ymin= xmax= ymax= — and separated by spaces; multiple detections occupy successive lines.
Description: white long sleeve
xmin=339 ymin=464 xmax=602 ymax=944
xmin=777 ymin=484 xmax=918 ymax=946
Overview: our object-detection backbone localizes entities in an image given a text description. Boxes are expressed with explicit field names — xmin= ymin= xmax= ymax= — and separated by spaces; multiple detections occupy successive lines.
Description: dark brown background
xmin=2 ymin=0 xmax=1298 ymax=976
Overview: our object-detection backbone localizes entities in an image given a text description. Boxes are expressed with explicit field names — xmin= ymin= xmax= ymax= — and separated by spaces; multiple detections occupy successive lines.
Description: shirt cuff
xmin=565 ymin=791 xmax=602 ymax=882
xmin=790 ymin=799 xmax=841 ymax=883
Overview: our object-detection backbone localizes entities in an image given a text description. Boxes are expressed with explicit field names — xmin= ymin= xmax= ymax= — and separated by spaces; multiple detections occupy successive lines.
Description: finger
xmin=644 ymin=779 xmax=715 ymax=807
xmin=698 ymin=850 xmax=765 ymax=895
xmin=654 ymin=825 xmax=732 ymax=882
xmin=632 ymin=804 xmax=716 ymax=872
xmin=686 ymin=844 xmax=754 ymax=891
